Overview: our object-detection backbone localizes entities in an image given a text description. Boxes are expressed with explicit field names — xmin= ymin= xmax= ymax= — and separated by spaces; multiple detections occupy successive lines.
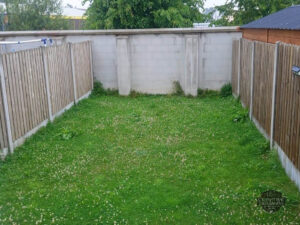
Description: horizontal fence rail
xmin=233 ymin=38 xmax=300 ymax=190
xmin=0 ymin=41 xmax=93 ymax=158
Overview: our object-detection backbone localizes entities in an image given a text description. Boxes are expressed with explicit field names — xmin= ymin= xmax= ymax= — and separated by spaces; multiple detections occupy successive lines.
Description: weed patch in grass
xmin=220 ymin=83 xmax=232 ymax=97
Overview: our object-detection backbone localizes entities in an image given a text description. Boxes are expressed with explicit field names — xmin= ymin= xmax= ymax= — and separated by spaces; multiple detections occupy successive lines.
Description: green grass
xmin=0 ymin=95 xmax=300 ymax=224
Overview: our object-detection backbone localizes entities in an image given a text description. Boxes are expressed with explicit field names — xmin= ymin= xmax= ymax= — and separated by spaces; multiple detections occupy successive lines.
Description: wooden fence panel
xmin=232 ymin=40 xmax=239 ymax=95
xmin=45 ymin=44 xmax=74 ymax=115
xmin=72 ymin=41 xmax=93 ymax=99
xmin=252 ymin=42 xmax=275 ymax=136
xmin=0 ymin=79 xmax=8 ymax=149
xmin=0 ymin=41 xmax=93 ymax=155
xmin=2 ymin=48 xmax=48 ymax=142
xmin=240 ymin=39 xmax=253 ymax=108
xmin=274 ymin=43 xmax=300 ymax=170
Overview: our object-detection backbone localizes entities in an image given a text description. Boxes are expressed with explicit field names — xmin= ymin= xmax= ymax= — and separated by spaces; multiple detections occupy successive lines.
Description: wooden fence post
xmin=89 ymin=41 xmax=94 ymax=90
xmin=249 ymin=41 xmax=255 ymax=120
xmin=0 ymin=54 xmax=13 ymax=153
xmin=41 ymin=47 xmax=53 ymax=122
xmin=270 ymin=42 xmax=280 ymax=149
xmin=69 ymin=43 xmax=78 ymax=104
xmin=237 ymin=38 xmax=242 ymax=96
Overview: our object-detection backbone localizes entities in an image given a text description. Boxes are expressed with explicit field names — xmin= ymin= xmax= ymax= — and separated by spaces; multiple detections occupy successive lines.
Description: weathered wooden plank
xmin=0 ymin=78 xmax=7 ymax=149
xmin=272 ymin=43 xmax=300 ymax=170
xmin=290 ymin=46 xmax=300 ymax=166
xmin=252 ymin=41 xmax=275 ymax=136
xmin=71 ymin=41 xmax=93 ymax=99
xmin=15 ymin=51 xmax=26 ymax=137
xmin=46 ymin=44 xmax=74 ymax=115
xmin=24 ymin=50 xmax=34 ymax=131
xmin=240 ymin=39 xmax=253 ymax=108
xmin=89 ymin=41 xmax=94 ymax=90
xmin=231 ymin=40 xmax=239 ymax=95
xmin=37 ymin=48 xmax=49 ymax=121
xmin=7 ymin=53 xmax=20 ymax=140
xmin=41 ymin=46 xmax=53 ymax=121
xmin=1 ymin=53 xmax=13 ymax=152
xmin=19 ymin=51 xmax=30 ymax=134
xmin=0 ymin=54 xmax=10 ymax=151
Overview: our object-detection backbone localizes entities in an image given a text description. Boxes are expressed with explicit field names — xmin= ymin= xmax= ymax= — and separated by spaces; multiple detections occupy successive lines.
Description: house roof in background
xmin=241 ymin=5 xmax=300 ymax=30
xmin=62 ymin=5 xmax=86 ymax=19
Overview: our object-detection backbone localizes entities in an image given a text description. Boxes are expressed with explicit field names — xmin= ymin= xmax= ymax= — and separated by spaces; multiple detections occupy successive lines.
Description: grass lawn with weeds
xmin=0 ymin=94 xmax=300 ymax=224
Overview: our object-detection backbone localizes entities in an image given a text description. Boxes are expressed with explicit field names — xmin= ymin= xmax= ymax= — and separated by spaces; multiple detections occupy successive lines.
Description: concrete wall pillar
xmin=183 ymin=35 xmax=199 ymax=96
xmin=117 ymin=36 xmax=131 ymax=96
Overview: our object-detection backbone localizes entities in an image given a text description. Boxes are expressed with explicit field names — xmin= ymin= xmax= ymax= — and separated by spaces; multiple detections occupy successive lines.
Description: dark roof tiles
xmin=241 ymin=5 xmax=300 ymax=30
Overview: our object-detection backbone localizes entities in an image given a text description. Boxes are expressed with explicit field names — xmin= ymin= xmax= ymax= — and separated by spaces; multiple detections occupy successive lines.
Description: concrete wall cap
xmin=0 ymin=27 xmax=240 ymax=37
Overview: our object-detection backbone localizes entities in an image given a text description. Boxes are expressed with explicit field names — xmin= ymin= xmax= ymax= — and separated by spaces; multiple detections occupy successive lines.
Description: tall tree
xmin=211 ymin=0 xmax=300 ymax=26
xmin=6 ymin=0 xmax=67 ymax=31
xmin=84 ymin=0 xmax=205 ymax=29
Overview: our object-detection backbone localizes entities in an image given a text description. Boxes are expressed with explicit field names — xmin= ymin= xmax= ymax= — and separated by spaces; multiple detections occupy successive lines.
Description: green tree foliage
xmin=5 ymin=0 xmax=67 ymax=30
xmin=211 ymin=0 xmax=300 ymax=26
xmin=84 ymin=0 xmax=205 ymax=29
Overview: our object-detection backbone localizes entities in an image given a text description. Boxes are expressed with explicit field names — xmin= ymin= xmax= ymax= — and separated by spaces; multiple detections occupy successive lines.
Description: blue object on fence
xmin=41 ymin=38 xmax=47 ymax=46
xmin=292 ymin=66 xmax=300 ymax=76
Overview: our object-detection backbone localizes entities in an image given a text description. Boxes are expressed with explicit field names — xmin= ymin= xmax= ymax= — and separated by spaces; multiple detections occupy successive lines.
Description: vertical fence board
xmin=71 ymin=41 xmax=93 ymax=99
xmin=17 ymin=51 xmax=27 ymax=137
xmin=0 ymin=77 xmax=8 ymax=150
xmin=6 ymin=54 xmax=17 ymax=141
xmin=240 ymin=39 xmax=253 ymax=108
xmin=0 ymin=54 xmax=13 ymax=153
xmin=232 ymin=40 xmax=239 ymax=95
xmin=252 ymin=42 xmax=275 ymax=136
xmin=24 ymin=50 xmax=34 ymax=131
xmin=3 ymin=55 xmax=14 ymax=141
xmin=45 ymin=44 xmax=74 ymax=115
xmin=290 ymin=47 xmax=300 ymax=166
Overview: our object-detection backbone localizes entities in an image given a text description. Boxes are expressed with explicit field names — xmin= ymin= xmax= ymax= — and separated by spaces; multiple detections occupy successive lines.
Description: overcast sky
xmin=62 ymin=0 xmax=89 ymax=9
xmin=205 ymin=0 xmax=227 ymax=8
xmin=62 ymin=0 xmax=227 ymax=9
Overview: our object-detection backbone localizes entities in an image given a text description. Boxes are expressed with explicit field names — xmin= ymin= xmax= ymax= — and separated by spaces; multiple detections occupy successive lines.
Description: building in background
xmin=193 ymin=23 xmax=211 ymax=28
xmin=0 ymin=2 xmax=87 ymax=31
xmin=240 ymin=5 xmax=300 ymax=45
xmin=62 ymin=4 xmax=86 ymax=30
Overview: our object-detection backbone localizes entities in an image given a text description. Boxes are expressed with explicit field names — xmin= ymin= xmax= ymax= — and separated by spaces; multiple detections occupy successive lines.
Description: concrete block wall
xmin=199 ymin=33 xmax=239 ymax=90
xmin=0 ymin=28 xmax=242 ymax=95
xmin=129 ymin=34 xmax=185 ymax=94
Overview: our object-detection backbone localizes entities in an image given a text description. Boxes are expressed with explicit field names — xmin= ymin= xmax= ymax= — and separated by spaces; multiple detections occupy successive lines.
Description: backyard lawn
xmin=0 ymin=93 xmax=300 ymax=224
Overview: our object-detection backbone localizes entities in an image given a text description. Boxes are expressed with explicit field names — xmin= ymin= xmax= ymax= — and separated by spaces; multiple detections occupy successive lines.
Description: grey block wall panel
xmin=0 ymin=28 xmax=242 ymax=94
